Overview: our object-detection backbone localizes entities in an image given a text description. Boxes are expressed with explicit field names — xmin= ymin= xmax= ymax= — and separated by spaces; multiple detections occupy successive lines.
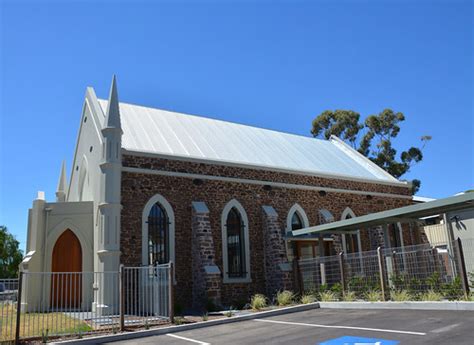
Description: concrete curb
xmin=52 ymin=302 xmax=321 ymax=344
xmin=319 ymin=301 xmax=474 ymax=311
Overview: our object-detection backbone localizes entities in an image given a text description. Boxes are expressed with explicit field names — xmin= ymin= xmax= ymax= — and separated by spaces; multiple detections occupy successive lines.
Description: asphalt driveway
xmin=104 ymin=308 xmax=474 ymax=345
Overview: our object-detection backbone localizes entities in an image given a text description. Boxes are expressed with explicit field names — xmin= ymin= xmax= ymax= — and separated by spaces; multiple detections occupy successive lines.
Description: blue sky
xmin=1 ymin=0 xmax=473 ymax=251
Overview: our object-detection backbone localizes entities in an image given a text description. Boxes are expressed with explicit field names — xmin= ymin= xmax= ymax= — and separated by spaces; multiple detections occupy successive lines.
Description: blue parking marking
xmin=319 ymin=336 xmax=400 ymax=345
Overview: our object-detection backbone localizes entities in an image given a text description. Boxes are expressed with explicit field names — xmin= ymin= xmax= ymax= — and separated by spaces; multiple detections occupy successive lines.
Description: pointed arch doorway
xmin=50 ymin=229 xmax=82 ymax=309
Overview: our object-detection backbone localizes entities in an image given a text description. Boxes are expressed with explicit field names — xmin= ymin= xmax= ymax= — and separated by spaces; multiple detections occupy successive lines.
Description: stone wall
xmin=120 ymin=154 xmax=413 ymax=308
xmin=191 ymin=202 xmax=221 ymax=310
xmin=261 ymin=206 xmax=293 ymax=295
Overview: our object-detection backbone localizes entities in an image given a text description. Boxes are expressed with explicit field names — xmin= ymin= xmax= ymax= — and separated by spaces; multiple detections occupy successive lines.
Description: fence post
xmin=15 ymin=270 xmax=23 ymax=345
xmin=292 ymin=259 xmax=302 ymax=295
xmin=377 ymin=247 xmax=387 ymax=301
xmin=168 ymin=262 xmax=174 ymax=323
xmin=338 ymin=252 xmax=346 ymax=296
xmin=455 ymin=238 xmax=470 ymax=299
xmin=119 ymin=264 xmax=125 ymax=332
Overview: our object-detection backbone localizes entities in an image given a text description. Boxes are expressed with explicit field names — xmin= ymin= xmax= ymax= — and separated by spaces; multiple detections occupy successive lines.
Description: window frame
xmin=142 ymin=194 xmax=175 ymax=270
xmin=221 ymin=199 xmax=251 ymax=283
xmin=341 ymin=207 xmax=362 ymax=254
xmin=285 ymin=204 xmax=310 ymax=262
xmin=286 ymin=204 xmax=309 ymax=234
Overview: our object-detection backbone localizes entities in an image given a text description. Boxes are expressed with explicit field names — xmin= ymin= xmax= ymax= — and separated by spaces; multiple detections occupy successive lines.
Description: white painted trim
xmin=286 ymin=203 xmax=309 ymax=233
xmin=221 ymin=199 xmax=251 ymax=283
xmin=329 ymin=135 xmax=400 ymax=182
xmin=142 ymin=194 xmax=176 ymax=270
xmin=43 ymin=219 xmax=93 ymax=310
xmin=122 ymin=149 xmax=409 ymax=188
xmin=341 ymin=207 xmax=356 ymax=220
xmin=78 ymin=155 xmax=90 ymax=201
xmin=68 ymin=89 xmax=104 ymax=199
xmin=122 ymin=167 xmax=412 ymax=200
xmin=341 ymin=207 xmax=362 ymax=254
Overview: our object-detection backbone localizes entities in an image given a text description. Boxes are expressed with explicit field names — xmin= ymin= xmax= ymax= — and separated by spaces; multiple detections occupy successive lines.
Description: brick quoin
xmin=120 ymin=154 xmax=413 ymax=309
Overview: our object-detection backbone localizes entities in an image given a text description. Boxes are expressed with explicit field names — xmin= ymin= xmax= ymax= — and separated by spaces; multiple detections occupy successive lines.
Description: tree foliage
xmin=311 ymin=109 xmax=431 ymax=194
xmin=0 ymin=225 xmax=23 ymax=278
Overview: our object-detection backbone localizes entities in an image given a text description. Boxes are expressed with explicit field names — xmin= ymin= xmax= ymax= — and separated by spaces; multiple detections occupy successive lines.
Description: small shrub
xmin=426 ymin=272 xmax=441 ymax=292
xmin=202 ymin=312 xmax=209 ymax=321
xmin=320 ymin=291 xmax=338 ymax=302
xmin=174 ymin=316 xmax=186 ymax=325
xmin=365 ymin=290 xmax=381 ymax=302
xmin=391 ymin=290 xmax=413 ymax=301
xmin=250 ymin=294 xmax=267 ymax=310
xmin=319 ymin=283 xmax=329 ymax=292
xmin=276 ymin=290 xmax=295 ymax=306
xmin=144 ymin=319 xmax=150 ymax=330
xmin=330 ymin=283 xmax=342 ymax=296
xmin=301 ymin=294 xmax=316 ymax=304
xmin=342 ymin=291 xmax=357 ymax=302
xmin=420 ymin=290 xmax=443 ymax=301
xmin=442 ymin=277 xmax=464 ymax=300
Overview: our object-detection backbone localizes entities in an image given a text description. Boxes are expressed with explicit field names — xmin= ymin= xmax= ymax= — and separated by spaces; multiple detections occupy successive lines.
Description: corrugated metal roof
xmin=98 ymin=100 xmax=401 ymax=183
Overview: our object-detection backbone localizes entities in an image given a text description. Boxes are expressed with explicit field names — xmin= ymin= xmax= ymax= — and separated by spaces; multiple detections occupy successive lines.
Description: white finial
xmin=55 ymin=161 xmax=67 ymax=202
xmin=105 ymin=75 xmax=121 ymax=129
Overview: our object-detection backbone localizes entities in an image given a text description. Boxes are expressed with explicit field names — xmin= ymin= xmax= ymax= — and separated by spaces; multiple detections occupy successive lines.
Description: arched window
xmin=222 ymin=200 xmax=250 ymax=283
xmin=341 ymin=207 xmax=361 ymax=254
xmin=286 ymin=204 xmax=309 ymax=233
xmin=142 ymin=195 xmax=175 ymax=267
xmin=226 ymin=208 xmax=245 ymax=278
xmin=147 ymin=203 xmax=169 ymax=265
xmin=291 ymin=212 xmax=304 ymax=231
xmin=285 ymin=204 xmax=310 ymax=262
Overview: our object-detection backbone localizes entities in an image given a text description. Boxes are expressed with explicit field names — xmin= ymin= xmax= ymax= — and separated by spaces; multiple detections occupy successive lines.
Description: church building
xmin=22 ymin=77 xmax=415 ymax=311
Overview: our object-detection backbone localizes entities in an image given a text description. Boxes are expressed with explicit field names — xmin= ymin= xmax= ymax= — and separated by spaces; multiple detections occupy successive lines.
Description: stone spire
xmin=55 ymin=161 xmax=67 ymax=202
xmin=104 ymin=75 xmax=122 ymax=130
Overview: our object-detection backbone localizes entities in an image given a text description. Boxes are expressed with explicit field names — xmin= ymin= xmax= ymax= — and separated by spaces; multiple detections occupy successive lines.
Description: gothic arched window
xmin=147 ymin=202 xmax=170 ymax=265
xmin=222 ymin=199 xmax=251 ymax=283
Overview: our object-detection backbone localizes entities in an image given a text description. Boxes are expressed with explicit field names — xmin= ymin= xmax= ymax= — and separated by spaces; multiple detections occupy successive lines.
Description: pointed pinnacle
xmin=105 ymin=74 xmax=121 ymax=128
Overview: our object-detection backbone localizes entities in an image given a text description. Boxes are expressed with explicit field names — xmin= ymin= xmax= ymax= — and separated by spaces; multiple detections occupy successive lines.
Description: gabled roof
xmin=97 ymin=99 xmax=404 ymax=185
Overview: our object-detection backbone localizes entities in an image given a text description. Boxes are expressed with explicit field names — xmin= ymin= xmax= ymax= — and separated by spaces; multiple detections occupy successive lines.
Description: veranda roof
xmin=292 ymin=193 xmax=474 ymax=236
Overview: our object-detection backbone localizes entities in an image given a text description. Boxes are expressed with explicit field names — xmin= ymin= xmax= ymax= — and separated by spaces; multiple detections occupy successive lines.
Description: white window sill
xmin=223 ymin=276 xmax=252 ymax=284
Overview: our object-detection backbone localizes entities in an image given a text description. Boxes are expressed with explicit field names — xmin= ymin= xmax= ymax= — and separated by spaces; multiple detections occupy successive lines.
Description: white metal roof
xmin=98 ymin=100 xmax=401 ymax=184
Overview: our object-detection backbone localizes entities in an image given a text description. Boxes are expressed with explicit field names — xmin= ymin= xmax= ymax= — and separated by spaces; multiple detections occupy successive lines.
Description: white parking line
xmin=254 ymin=319 xmax=426 ymax=336
xmin=432 ymin=323 xmax=460 ymax=333
xmin=166 ymin=333 xmax=211 ymax=345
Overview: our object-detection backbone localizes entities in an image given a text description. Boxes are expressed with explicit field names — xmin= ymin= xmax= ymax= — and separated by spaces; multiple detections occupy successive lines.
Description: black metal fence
xmin=297 ymin=239 xmax=470 ymax=301
xmin=0 ymin=263 xmax=174 ymax=343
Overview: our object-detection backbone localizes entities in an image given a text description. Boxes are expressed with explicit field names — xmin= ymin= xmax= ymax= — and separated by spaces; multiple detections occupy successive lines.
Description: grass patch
xmin=275 ymin=290 xmax=295 ymax=306
xmin=0 ymin=304 xmax=92 ymax=342
xmin=250 ymin=294 xmax=267 ymax=310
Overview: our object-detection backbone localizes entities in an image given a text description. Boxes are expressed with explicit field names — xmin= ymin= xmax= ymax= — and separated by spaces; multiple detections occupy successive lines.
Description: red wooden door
xmin=50 ymin=230 xmax=82 ymax=309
